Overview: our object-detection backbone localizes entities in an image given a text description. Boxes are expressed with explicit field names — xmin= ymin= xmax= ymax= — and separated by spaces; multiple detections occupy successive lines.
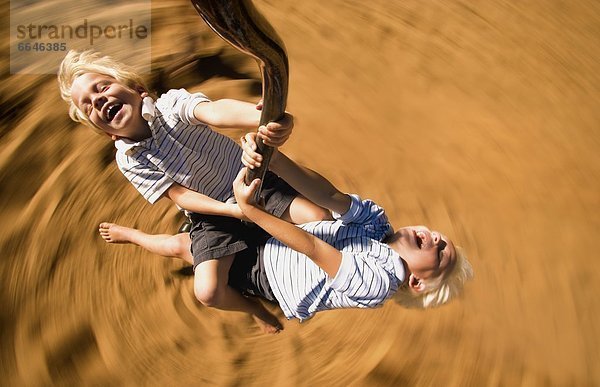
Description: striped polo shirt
xmin=114 ymin=89 xmax=243 ymax=204
xmin=262 ymin=195 xmax=406 ymax=321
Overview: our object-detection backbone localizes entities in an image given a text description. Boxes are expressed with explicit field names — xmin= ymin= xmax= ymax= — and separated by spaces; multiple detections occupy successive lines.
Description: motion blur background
xmin=1 ymin=0 xmax=599 ymax=385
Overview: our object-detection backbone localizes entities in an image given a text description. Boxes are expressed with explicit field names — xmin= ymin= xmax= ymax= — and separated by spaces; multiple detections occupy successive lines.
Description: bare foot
xmin=253 ymin=312 xmax=283 ymax=334
xmin=98 ymin=222 xmax=135 ymax=244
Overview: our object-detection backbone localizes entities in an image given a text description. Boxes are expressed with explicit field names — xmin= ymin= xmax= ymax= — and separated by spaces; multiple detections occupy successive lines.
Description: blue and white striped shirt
xmin=262 ymin=195 xmax=406 ymax=321
xmin=114 ymin=89 xmax=243 ymax=204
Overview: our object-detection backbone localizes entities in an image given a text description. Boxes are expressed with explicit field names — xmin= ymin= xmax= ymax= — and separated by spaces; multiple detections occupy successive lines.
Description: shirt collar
xmin=114 ymin=137 xmax=139 ymax=153
xmin=141 ymin=96 xmax=156 ymax=121
xmin=114 ymin=96 xmax=155 ymax=153
xmin=391 ymin=252 xmax=407 ymax=284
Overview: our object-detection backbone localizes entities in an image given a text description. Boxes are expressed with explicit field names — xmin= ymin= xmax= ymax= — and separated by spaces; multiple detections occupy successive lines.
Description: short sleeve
xmin=116 ymin=153 xmax=174 ymax=204
xmin=332 ymin=194 xmax=362 ymax=223
xmin=328 ymin=251 xmax=392 ymax=306
xmin=332 ymin=195 xmax=390 ymax=234
xmin=158 ymin=89 xmax=211 ymax=126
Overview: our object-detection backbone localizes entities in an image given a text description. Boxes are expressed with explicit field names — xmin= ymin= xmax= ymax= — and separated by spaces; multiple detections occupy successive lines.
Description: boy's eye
xmin=96 ymin=82 xmax=109 ymax=92
xmin=438 ymin=248 xmax=444 ymax=262
xmin=437 ymin=239 xmax=447 ymax=262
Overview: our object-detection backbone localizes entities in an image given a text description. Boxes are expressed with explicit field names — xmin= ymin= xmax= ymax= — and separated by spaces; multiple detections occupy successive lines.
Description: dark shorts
xmin=190 ymin=171 xmax=297 ymax=269
xmin=227 ymin=245 xmax=276 ymax=302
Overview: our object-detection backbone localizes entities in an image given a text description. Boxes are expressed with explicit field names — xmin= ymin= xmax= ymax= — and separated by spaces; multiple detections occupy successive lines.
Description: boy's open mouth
xmin=414 ymin=231 xmax=423 ymax=249
xmin=106 ymin=103 xmax=123 ymax=122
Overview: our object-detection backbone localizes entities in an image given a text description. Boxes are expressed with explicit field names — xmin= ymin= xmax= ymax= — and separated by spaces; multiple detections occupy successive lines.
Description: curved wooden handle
xmin=190 ymin=0 xmax=289 ymax=192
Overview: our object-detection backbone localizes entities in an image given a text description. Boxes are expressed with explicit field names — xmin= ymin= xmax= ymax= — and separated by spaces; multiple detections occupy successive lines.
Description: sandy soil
xmin=1 ymin=0 xmax=600 ymax=385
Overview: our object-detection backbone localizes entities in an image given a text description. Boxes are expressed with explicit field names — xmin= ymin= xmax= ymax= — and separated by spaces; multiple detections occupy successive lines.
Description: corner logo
xmin=10 ymin=0 xmax=151 ymax=75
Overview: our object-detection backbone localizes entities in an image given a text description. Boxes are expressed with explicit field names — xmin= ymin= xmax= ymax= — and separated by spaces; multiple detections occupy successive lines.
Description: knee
xmin=194 ymin=281 xmax=222 ymax=307
xmin=167 ymin=234 xmax=191 ymax=258
xmin=311 ymin=206 xmax=332 ymax=221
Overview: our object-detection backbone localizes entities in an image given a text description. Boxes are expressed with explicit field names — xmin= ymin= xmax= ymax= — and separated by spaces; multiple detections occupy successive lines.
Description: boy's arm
xmin=241 ymin=133 xmax=351 ymax=215
xmin=193 ymin=99 xmax=260 ymax=130
xmin=233 ymin=169 xmax=342 ymax=277
xmin=166 ymin=183 xmax=245 ymax=220
xmin=194 ymin=99 xmax=293 ymax=146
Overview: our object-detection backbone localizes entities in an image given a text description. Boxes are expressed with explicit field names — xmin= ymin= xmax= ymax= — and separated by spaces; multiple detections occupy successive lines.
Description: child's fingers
xmin=241 ymin=155 xmax=251 ymax=169
xmin=234 ymin=166 xmax=248 ymax=185
xmin=232 ymin=167 xmax=261 ymax=206
xmin=262 ymin=122 xmax=292 ymax=136
xmin=259 ymin=131 xmax=290 ymax=147
xmin=241 ymin=146 xmax=262 ymax=168
xmin=234 ymin=167 xmax=261 ymax=189
xmin=240 ymin=134 xmax=263 ymax=168
xmin=247 ymin=177 xmax=261 ymax=194
xmin=241 ymin=132 xmax=258 ymax=151
xmin=258 ymin=126 xmax=290 ymax=147
xmin=272 ymin=112 xmax=294 ymax=129
xmin=259 ymin=136 xmax=289 ymax=147
xmin=241 ymin=151 xmax=261 ymax=169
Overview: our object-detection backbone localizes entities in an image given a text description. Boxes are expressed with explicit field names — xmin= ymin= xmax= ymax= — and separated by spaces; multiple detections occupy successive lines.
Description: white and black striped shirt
xmin=262 ymin=195 xmax=406 ymax=321
xmin=114 ymin=89 xmax=243 ymax=204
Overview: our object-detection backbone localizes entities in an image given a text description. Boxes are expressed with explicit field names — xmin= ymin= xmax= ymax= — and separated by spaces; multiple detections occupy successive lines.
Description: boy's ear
xmin=408 ymin=274 xmax=426 ymax=293
xmin=134 ymin=84 xmax=148 ymax=98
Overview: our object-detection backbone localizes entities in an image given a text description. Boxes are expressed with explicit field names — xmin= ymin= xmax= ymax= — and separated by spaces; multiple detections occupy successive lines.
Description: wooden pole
xmin=190 ymin=0 xmax=288 ymax=199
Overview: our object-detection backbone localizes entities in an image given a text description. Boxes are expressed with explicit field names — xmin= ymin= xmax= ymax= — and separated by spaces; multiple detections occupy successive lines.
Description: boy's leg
xmin=260 ymin=172 xmax=331 ymax=225
xmin=281 ymin=195 xmax=333 ymax=224
xmin=99 ymin=222 xmax=193 ymax=264
xmin=194 ymin=255 xmax=282 ymax=333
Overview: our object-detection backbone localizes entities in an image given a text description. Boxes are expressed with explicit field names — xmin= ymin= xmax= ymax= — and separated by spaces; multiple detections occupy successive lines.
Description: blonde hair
xmin=394 ymin=246 xmax=473 ymax=309
xmin=57 ymin=50 xmax=149 ymax=130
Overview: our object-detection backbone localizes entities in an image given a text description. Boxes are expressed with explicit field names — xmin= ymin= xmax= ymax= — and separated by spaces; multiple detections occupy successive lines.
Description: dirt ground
xmin=1 ymin=0 xmax=599 ymax=385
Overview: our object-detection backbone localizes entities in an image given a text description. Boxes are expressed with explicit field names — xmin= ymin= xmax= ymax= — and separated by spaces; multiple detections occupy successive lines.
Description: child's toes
xmin=99 ymin=222 xmax=112 ymax=230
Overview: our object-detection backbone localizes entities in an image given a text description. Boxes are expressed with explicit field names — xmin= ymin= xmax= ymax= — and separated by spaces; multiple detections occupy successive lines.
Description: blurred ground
xmin=1 ymin=0 xmax=599 ymax=385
